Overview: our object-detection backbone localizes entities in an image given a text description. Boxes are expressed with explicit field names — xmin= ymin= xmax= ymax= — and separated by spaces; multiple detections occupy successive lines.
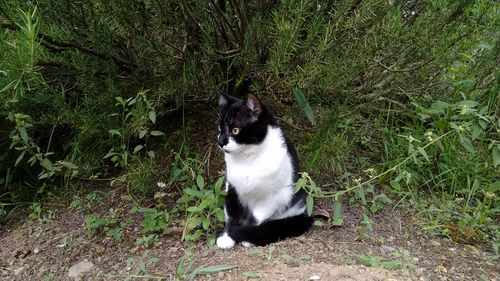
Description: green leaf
xmin=15 ymin=151 xmax=26 ymax=166
xmin=115 ymin=96 xmax=126 ymax=105
xmin=459 ymin=135 xmax=474 ymax=153
xmin=242 ymin=271 xmax=260 ymax=278
xmin=417 ymin=147 xmax=429 ymax=161
xmin=214 ymin=176 xmax=225 ymax=194
xmin=493 ymin=145 xmax=500 ymax=168
xmin=471 ymin=122 xmax=482 ymax=140
xmin=108 ymin=129 xmax=122 ymax=137
xmin=293 ymin=88 xmax=316 ymax=125
xmin=299 ymin=254 xmax=311 ymax=261
xmin=313 ymin=220 xmax=325 ymax=226
xmin=149 ymin=111 xmax=156 ymax=124
xmin=389 ymin=180 xmax=401 ymax=191
xmin=150 ymin=130 xmax=164 ymax=136
xmin=332 ymin=199 xmax=343 ymax=226
xmin=40 ymin=158 xmax=53 ymax=171
xmin=295 ymin=178 xmax=306 ymax=192
xmin=186 ymin=206 xmax=200 ymax=212
xmin=281 ymin=254 xmax=294 ymax=261
xmin=306 ymin=195 xmax=314 ymax=217
xmin=202 ymin=219 xmax=210 ymax=230
xmin=139 ymin=130 xmax=147 ymax=139
xmin=133 ymin=145 xmax=143 ymax=153
xmin=431 ymin=100 xmax=449 ymax=111
xmin=189 ymin=265 xmax=238 ymax=281
xmin=382 ymin=260 xmax=402 ymax=270
xmin=173 ymin=168 xmax=182 ymax=179
xmin=58 ymin=161 xmax=79 ymax=170
xmin=18 ymin=127 xmax=29 ymax=143
xmin=187 ymin=217 xmax=202 ymax=229
xmin=147 ymin=150 xmax=155 ymax=158
xmin=356 ymin=254 xmax=382 ymax=267
xmin=196 ymin=174 xmax=205 ymax=189
xmin=456 ymin=100 xmax=478 ymax=108
xmin=127 ymin=97 xmax=137 ymax=106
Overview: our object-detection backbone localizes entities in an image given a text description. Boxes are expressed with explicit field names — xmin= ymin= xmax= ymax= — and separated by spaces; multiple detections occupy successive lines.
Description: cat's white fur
xmin=223 ymin=126 xmax=305 ymax=225
xmin=216 ymin=232 xmax=235 ymax=249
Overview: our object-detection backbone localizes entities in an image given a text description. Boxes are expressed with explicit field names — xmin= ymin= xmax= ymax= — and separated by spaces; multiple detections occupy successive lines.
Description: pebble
xmin=33 ymin=248 xmax=39 ymax=254
xmin=310 ymin=276 xmax=320 ymax=280
xmin=415 ymin=268 xmax=425 ymax=275
xmin=430 ymin=240 xmax=441 ymax=247
xmin=435 ymin=265 xmax=447 ymax=273
xmin=14 ymin=266 xmax=25 ymax=276
xmin=381 ymin=245 xmax=396 ymax=252
xmin=68 ymin=261 xmax=94 ymax=279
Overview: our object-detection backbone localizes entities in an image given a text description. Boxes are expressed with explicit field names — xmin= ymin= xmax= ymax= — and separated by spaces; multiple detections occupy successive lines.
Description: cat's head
xmin=217 ymin=93 xmax=273 ymax=153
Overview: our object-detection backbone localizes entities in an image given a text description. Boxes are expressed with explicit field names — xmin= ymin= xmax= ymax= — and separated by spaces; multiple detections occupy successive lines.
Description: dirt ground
xmin=0 ymin=185 xmax=498 ymax=281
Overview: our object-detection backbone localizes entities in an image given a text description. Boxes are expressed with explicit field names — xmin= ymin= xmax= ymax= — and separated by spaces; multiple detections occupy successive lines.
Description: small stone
xmin=33 ymin=248 xmax=39 ymax=254
xmin=154 ymin=192 xmax=167 ymax=199
xmin=381 ymin=245 xmax=396 ymax=253
xmin=465 ymin=244 xmax=478 ymax=254
xmin=435 ymin=265 xmax=447 ymax=273
xmin=310 ymin=276 xmax=320 ymax=280
xmin=448 ymin=247 xmax=455 ymax=252
xmin=68 ymin=261 xmax=94 ymax=279
xmin=14 ymin=266 xmax=25 ymax=276
xmin=430 ymin=240 xmax=441 ymax=247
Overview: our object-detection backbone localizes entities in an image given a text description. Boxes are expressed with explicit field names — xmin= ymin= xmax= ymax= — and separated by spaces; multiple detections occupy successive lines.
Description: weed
xmin=136 ymin=234 xmax=158 ymax=248
xmin=280 ymin=253 xmax=310 ymax=266
xmin=69 ymin=191 xmax=106 ymax=213
xmin=356 ymin=250 xmax=415 ymax=270
xmin=242 ymin=271 xmax=260 ymax=279
xmin=130 ymin=207 xmax=169 ymax=234
xmin=175 ymin=255 xmax=196 ymax=280
xmin=125 ymin=250 xmax=159 ymax=280
xmin=170 ymin=151 xmax=226 ymax=244
xmin=84 ymin=208 xmax=122 ymax=241
xmin=29 ymin=202 xmax=55 ymax=223
xmin=174 ymin=254 xmax=237 ymax=281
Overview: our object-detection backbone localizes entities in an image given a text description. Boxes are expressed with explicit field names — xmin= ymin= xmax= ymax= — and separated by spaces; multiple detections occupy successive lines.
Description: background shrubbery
xmin=0 ymin=0 xmax=498 ymax=248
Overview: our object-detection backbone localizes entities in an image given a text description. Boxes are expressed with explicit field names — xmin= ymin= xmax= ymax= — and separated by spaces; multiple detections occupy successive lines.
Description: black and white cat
xmin=216 ymin=93 xmax=313 ymax=249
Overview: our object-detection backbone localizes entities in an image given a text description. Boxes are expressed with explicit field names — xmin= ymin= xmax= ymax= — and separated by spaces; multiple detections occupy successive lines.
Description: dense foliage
xmin=1 ymin=0 xmax=498 ymax=247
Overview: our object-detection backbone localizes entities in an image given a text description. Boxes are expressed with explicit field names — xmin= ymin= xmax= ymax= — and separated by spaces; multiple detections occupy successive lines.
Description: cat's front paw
xmin=241 ymin=241 xmax=254 ymax=248
xmin=216 ymin=232 xmax=235 ymax=249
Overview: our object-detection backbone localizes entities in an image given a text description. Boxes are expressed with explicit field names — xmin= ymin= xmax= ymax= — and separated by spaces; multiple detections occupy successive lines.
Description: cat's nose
xmin=218 ymin=134 xmax=228 ymax=147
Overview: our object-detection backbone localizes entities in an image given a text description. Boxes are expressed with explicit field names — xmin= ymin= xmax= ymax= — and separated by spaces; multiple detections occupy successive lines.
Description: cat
xmin=216 ymin=93 xmax=313 ymax=249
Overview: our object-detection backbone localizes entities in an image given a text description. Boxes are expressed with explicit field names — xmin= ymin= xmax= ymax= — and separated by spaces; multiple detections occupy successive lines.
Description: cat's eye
xmin=232 ymin=127 xmax=240 ymax=135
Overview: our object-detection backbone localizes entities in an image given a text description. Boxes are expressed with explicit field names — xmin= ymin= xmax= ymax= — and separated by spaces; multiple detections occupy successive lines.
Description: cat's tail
xmin=228 ymin=214 xmax=313 ymax=246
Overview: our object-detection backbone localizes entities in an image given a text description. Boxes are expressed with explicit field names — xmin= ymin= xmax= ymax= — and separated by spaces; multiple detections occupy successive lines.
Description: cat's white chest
xmin=225 ymin=127 xmax=293 ymax=199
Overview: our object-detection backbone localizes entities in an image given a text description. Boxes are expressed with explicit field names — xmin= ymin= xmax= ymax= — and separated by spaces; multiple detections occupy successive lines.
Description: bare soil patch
xmin=0 ymin=186 xmax=497 ymax=281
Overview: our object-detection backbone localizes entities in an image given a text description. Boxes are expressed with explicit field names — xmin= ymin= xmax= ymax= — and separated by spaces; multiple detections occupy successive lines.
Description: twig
xmin=275 ymin=116 xmax=314 ymax=132
xmin=378 ymin=59 xmax=433 ymax=73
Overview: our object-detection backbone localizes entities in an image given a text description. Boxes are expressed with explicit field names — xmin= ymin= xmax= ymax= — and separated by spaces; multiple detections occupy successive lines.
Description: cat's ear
xmin=218 ymin=93 xmax=229 ymax=107
xmin=246 ymin=94 xmax=262 ymax=121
